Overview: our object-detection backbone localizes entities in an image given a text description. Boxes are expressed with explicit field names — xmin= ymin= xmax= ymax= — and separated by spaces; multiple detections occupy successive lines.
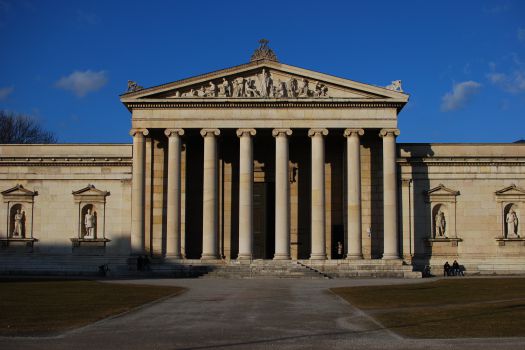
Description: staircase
xmin=200 ymin=260 xmax=330 ymax=279
xmin=302 ymin=259 xmax=422 ymax=278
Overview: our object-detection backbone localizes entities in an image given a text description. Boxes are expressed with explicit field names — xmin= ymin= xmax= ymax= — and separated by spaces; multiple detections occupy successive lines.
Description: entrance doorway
xmin=253 ymin=182 xmax=275 ymax=259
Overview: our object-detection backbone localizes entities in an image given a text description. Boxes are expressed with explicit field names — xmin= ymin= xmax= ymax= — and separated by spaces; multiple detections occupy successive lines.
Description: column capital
xmin=200 ymin=128 xmax=220 ymax=137
xmin=130 ymin=128 xmax=149 ymax=137
xmin=272 ymin=128 xmax=292 ymax=137
xmin=308 ymin=128 xmax=328 ymax=137
xmin=401 ymin=178 xmax=413 ymax=187
xmin=165 ymin=128 xmax=185 ymax=137
xmin=236 ymin=128 xmax=257 ymax=137
xmin=379 ymin=128 xmax=400 ymax=138
xmin=344 ymin=128 xmax=364 ymax=137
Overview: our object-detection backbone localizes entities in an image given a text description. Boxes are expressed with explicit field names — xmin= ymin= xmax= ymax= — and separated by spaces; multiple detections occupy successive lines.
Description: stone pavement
xmin=1 ymin=278 xmax=524 ymax=350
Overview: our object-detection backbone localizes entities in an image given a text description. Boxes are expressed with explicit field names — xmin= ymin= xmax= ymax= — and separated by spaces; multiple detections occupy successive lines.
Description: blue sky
xmin=0 ymin=0 xmax=524 ymax=143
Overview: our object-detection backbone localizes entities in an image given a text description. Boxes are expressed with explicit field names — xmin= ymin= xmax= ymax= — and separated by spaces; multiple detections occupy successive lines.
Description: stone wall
xmin=0 ymin=144 xmax=133 ymax=256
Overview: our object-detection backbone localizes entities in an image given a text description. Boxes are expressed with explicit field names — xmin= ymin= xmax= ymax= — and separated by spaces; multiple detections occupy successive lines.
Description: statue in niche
xmin=506 ymin=209 xmax=519 ymax=238
xmin=218 ymin=78 xmax=231 ymax=97
xmin=244 ymin=78 xmax=260 ymax=97
xmin=386 ymin=80 xmax=403 ymax=92
xmin=298 ymin=78 xmax=310 ymax=97
xmin=435 ymin=211 xmax=446 ymax=238
xmin=288 ymin=77 xmax=298 ymax=97
xmin=84 ymin=209 xmax=96 ymax=239
xmin=11 ymin=209 xmax=24 ymax=237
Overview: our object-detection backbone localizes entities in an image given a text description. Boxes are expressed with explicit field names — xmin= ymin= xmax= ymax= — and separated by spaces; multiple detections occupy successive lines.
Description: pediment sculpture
xmin=171 ymin=68 xmax=330 ymax=99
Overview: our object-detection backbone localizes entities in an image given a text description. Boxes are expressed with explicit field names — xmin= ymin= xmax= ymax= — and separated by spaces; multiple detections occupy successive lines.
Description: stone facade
xmin=1 ymin=47 xmax=524 ymax=276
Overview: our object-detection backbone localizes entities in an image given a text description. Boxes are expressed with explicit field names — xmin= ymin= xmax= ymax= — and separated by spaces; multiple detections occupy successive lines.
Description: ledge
xmin=426 ymin=238 xmax=462 ymax=247
xmin=495 ymin=237 xmax=525 ymax=246
xmin=0 ymin=237 xmax=38 ymax=250
xmin=70 ymin=238 xmax=111 ymax=248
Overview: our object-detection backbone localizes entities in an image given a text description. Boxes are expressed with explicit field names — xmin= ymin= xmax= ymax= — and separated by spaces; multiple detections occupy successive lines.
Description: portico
xmin=122 ymin=45 xmax=408 ymax=262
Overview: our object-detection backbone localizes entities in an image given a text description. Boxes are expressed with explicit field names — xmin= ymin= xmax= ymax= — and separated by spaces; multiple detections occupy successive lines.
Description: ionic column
xmin=237 ymin=128 xmax=256 ymax=260
xmin=380 ymin=128 xmax=400 ymax=259
xmin=200 ymin=128 xmax=220 ymax=260
xmin=272 ymin=128 xmax=292 ymax=260
xmin=165 ymin=128 xmax=184 ymax=258
xmin=309 ymin=128 xmax=328 ymax=260
xmin=345 ymin=128 xmax=364 ymax=259
xmin=130 ymin=128 xmax=149 ymax=255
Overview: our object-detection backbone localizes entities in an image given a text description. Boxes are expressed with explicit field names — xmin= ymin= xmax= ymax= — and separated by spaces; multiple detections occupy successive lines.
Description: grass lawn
xmin=0 ymin=279 xmax=185 ymax=336
xmin=332 ymin=278 xmax=525 ymax=338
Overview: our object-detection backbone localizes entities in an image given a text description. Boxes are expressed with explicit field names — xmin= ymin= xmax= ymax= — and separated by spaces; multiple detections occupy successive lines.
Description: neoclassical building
xmin=1 ymin=42 xmax=524 ymax=277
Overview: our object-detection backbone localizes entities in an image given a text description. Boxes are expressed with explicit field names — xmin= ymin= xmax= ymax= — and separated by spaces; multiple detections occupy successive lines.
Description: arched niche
xmin=495 ymin=184 xmax=525 ymax=242
xmin=9 ymin=203 xmax=26 ymax=238
xmin=80 ymin=203 xmax=98 ymax=239
xmin=503 ymin=203 xmax=519 ymax=238
xmin=1 ymin=184 xmax=37 ymax=243
xmin=432 ymin=203 xmax=448 ymax=239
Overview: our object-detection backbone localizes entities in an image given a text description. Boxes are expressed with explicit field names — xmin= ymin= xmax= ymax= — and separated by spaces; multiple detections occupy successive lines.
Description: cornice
xmin=398 ymin=158 xmax=525 ymax=167
xmin=0 ymin=157 xmax=132 ymax=167
xmin=125 ymin=100 xmax=405 ymax=110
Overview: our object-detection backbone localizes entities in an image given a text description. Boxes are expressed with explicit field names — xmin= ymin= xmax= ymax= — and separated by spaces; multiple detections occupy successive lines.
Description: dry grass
xmin=332 ymin=278 xmax=525 ymax=338
xmin=0 ymin=279 xmax=185 ymax=336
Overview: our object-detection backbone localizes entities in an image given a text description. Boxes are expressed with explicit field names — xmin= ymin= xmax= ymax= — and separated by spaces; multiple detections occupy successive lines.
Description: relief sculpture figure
xmin=206 ymin=81 xmax=217 ymax=97
xmin=244 ymin=78 xmax=260 ymax=97
xmin=288 ymin=77 xmax=298 ymax=97
xmin=218 ymin=78 xmax=231 ymax=97
xmin=12 ymin=209 xmax=23 ymax=237
xmin=259 ymin=69 xmax=273 ymax=97
xmin=506 ymin=210 xmax=519 ymax=238
xmin=298 ymin=78 xmax=310 ymax=97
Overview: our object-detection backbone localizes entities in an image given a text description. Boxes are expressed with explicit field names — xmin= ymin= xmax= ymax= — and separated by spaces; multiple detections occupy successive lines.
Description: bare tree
xmin=0 ymin=110 xmax=57 ymax=144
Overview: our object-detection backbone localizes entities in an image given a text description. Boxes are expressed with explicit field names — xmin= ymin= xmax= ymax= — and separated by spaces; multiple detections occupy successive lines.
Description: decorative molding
xmin=425 ymin=184 xmax=460 ymax=198
xmin=250 ymin=39 xmax=278 ymax=62
xmin=125 ymin=101 xmax=405 ymax=110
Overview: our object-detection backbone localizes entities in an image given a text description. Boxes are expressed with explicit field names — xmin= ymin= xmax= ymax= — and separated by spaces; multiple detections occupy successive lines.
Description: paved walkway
xmin=1 ymin=278 xmax=524 ymax=349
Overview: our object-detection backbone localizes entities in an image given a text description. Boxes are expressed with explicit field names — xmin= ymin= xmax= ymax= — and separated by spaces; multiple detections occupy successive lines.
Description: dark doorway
xmin=253 ymin=182 xmax=275 ymax=259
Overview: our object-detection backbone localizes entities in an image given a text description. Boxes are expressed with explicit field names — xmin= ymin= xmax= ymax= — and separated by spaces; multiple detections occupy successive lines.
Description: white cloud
xmin=55 ymin=70 xmax=107 ymax=97
xmin=0 ymin=86 xmax=13 ymax=100
xmin=486 ymin=58 xmax=525 ymax=94
xmin=441 ymin=81 xmax=482 ymax=112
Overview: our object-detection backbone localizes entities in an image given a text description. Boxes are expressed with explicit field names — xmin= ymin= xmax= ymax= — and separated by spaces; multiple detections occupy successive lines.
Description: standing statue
xmin=233 ymin=77 xmax=245 ymax=97
xmin=218 ymin=78 xmax=231 ymax=97
xmin=259 ymin=69 xmax=273 ymax=97
xmin=12 ymin=209 xmax=23 ymax=237
xmin=435 ymin=211 xmax=446 ymax=238
xmin=506 ymin=209 xmax=519 ymax=238
xmin=275 ymin=79 xmax=287 ymax=98
xmin=84 ymin=209 xmax=95 ymax=239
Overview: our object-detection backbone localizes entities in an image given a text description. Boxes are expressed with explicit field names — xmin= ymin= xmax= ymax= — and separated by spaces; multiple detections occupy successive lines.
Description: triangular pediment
xmin=495 ymin=184 xmax=525 ymax=196
xmin=121 ymin=60 xmax=408 ymax=103
xmin=1 ymin=184 xmax=37 ymax=197
xmin=426 ymin=184 xmax=460 ymax=196
xmin=72 ymin=184 xmax=109 ymax=197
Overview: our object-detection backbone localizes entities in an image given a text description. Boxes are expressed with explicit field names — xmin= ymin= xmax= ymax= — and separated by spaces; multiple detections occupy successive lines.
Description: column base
xmin=273 ymin=253 xmax=290 ymax=260
xmin=345 ymin=254 xmax=363 ymax=260
xmin=382 ymin=254 xmax=400 ymax=260
xmin=309 ymin=253 xmax=326 ymax=260
xmin=201 ymin=253 xmax=219 ymax=260
xmin=237 ymin=254 xmax=252 ymax=260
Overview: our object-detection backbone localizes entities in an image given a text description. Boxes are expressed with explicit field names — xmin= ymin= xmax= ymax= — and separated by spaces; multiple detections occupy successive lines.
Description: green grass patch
xmin=0 ymin=279 xmax=185 ymax=336
xmin=332 ymin=278 xmax=525 ymax=338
